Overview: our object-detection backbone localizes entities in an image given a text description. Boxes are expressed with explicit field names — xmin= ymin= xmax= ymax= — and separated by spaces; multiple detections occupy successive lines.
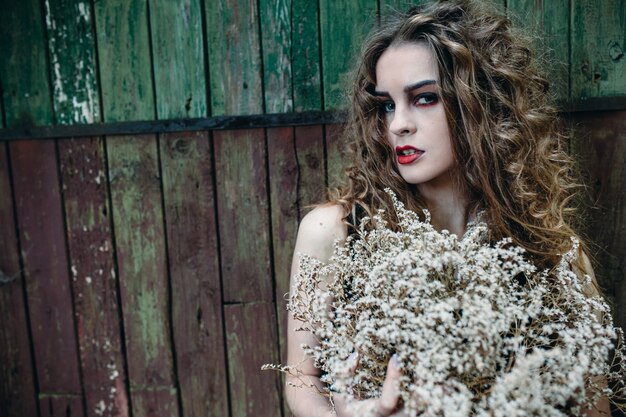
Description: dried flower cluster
xmin=267 ymin=191 xmax=626 ymax=417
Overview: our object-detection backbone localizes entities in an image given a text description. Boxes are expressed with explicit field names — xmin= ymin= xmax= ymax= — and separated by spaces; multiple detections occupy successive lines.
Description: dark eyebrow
xmin=373 ymin=79 xmax=437 ymax=97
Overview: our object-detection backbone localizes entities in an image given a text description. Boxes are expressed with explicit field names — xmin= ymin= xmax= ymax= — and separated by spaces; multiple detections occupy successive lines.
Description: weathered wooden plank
xmin=295 ymin=125 xmax=327 ymax=218
xmin=214 ymin=129 xmax=272 ymax=303
xmin=292 ymin=0 xmax=322 ymax=111
xmin=225 ymin=302 xmax=282 ymax=417
xmin=150 ymin=0 xmax=207 ymax=119
xmin=205 ymin=0 xmax=263 ymax=115
xmin=0 ymin=142 xmax=39 ymax=417
xmin=39 ymin=396 xmax=84 ymax=417
xmin=568 ymin=111 xmax=626 ymax=331
xmin=319 ymin=0 xmax=376 ymax=109
xmin=571 ymin=0 xmax=626 ymax=100
xmin=94 ymin=0 xmax=155 ymax=121
xmin=9 ymin=140 xmax=84 ymax=414
xmin=379 ymin=0 xmax=428 ymax=17
xmin=159 ymin=130 xmax=229 ymax=417
xmin=106 ymin=135 xmax=179 ymax=417
xmin=507 ymin=0 xmax=569 ymax=101
xmin=260 ymin=0 xmax=293 ymax=113
xmin=325 ymin=123 xmax=347 ymax=190
xmin=44 ymin=0 xmax=100 ymax=124
xmin=0 ymin=0 xmax=52 ymax=127
xmin=57 ymin=137 xmax=130 ymax=417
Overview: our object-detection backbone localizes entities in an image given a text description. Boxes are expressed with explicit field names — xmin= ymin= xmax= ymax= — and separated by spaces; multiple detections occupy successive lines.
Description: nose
xmin=388 ymin=105 xmax=416 ymax=137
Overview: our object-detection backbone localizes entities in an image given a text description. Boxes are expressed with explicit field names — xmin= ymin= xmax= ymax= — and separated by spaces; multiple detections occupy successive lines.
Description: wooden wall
xmin=0 ymin=1 xmax=625 ymax=417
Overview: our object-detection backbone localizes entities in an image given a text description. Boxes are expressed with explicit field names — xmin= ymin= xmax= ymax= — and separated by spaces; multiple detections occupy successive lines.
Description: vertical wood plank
xmin=319 ymin=0 xmax=376 ymax=109
xmin=10 ymin=140 xmax=84 ymax=416
xmin=44 ymin=0 xmax=100 ymax=124
xmin=260 ymin=0 xmax=293 ymax=113
xmin=571 ymin=0 xmax=626 ymax=100
xmin=0 ymin=0 xmax=53 ymax=127
xmin=214 ymin=129 xmax=272 ymax=303
xmin=94 ymin=0 xmax=155 ymax=122
xmin=160 ymin=131 xmax=229 ymax=417
xmin=107 ymin=135 xmax=179 ymax=417
xmin=507 ymin=0 xmax=569 ymax=101
xmin=0 ymin=142 xmax=39 ymax=417
xmin=569 ymin=111 xmax=626 ymax=331
xmin=58 ymin=137 xmax=130 ymax=417
xmin=225 ymin=302 xmax=282 ymax=417
xmin=205 ymin=0 xmax=263 ymax=115
xmin=150 ymin=0 xmax=207 ymax=119
xmin=292 ymin=0 xmax=322 ymax=111
xmin=325 ymin=123 xmax=347 ymax=190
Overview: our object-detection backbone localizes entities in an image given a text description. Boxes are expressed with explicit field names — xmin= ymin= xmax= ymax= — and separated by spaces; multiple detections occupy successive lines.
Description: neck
xmin=417 ymin=181 xmax=470 ymax=237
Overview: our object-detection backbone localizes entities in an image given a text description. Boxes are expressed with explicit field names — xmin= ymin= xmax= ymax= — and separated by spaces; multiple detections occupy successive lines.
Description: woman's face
xmin=375 ymin=42 xmax=455 ymax=191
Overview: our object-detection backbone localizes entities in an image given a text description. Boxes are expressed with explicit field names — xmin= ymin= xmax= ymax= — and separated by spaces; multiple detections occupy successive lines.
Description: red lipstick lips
xmin=395 ymin=145 xmax=424 ymax=165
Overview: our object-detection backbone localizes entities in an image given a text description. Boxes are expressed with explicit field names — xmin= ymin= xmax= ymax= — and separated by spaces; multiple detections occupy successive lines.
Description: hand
xmin=331 ymin=354 xmax=405 ymax=417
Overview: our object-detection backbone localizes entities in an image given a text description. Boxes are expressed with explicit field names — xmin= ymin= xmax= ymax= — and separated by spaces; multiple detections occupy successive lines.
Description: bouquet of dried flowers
xmin=265 ymin=191 xmax=626 ymax=417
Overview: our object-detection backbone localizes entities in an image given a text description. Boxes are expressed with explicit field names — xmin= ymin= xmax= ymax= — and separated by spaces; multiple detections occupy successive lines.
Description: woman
xmin=285 ymin=1 xmax=610 ymax=416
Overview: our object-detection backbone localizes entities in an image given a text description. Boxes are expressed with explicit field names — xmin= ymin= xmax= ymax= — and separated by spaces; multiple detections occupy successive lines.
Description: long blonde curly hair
xmin=329 ymin=0 xmax=587 ymax=270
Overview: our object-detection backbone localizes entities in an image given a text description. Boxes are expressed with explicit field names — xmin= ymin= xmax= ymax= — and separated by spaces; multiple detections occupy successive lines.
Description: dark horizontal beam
xmin=0 ymin=110 xmax=345 ymax=141
xmin=1 ymin=97 xmax=625 ymax=142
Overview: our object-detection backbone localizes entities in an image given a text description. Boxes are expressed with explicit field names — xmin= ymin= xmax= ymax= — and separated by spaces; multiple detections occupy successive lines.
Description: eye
xmin=414 ymin=93 xmax=439 ymax=106
xmin=380 ymin=101 xmax=395 ymax=113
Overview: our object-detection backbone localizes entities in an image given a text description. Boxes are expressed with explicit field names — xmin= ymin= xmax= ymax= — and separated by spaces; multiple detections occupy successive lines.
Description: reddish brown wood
xmin=225 ymin=302 xmax=282 ymax=417
xmin=106 ymin=134 xmax=179 ymax=417
xmin=39 ymin=396 xmax=84 ymax=417
xmin=214 ymin=129 xmax=272 ymax=303
xmin=57 ymin=137 xmax=130 ymax=417
xmin=324 ymin=123 xmax=347 ymax=190
xmin=159 ymin=131 xmax=229 ymax=417
xmin=0 ymin=142 xmax=38 ymax=417
xmin=295 ymin=125 xmax=326 ymax=218
xmin=568 ymin=111 xmax=626 ymax=330
xmin=9 ymin=140 xmax=84 ymax=411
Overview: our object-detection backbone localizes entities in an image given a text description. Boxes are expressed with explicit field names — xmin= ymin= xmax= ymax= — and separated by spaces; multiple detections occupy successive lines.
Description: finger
xmin=377 ymin=355 xmax=402 ymax=416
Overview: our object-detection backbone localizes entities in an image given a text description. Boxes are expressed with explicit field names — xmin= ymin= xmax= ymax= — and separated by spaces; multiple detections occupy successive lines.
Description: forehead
xmin=375 ymin=42 xmax=439 ymax=88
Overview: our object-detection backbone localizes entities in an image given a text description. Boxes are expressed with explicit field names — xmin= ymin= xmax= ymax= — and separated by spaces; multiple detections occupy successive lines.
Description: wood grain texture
xmin=292 ymin=0 xmax=322 ymax=111
xmin=225 ymin=302 xmax=282 ymax=417
xmin=214 ymin=129 xmax=272 ymax=303
xmin=10 ymin=140 xmax=84 ymax=413
xmin=94 ymin=0 xmax=155 ymax=122
xmin=0 ymin=142 xmax=38 ymax=417
xmin=58 ymin=137 xmax=130 ymax=417
xmin=0 ymin=0 xmax=52 ymax=127
xmin=571 ymin=0 xmax=626 ymax=100
xmin=44 ymin=0 xmax=100 ymax=124
xmin=325 ymin=123 xmax=347 ymax=190
xmin=568 ymin=111 xmax=626 ymax=331
xmin=106 ymin=135 xmax=179 ymax=417
xmin=159 ymin=131 xmax=229 ymax=417
xmin=205 ymin=0 xmax=263 ymax=115
xmin=507 ymin=0 xmax=569 ymax=101
xmin=260 ymin=0 xmax=293 ymax=113
xmin=39 ymin=396 xmax=84 ymax=417
xmin=319 ymin=0 xmax=376 ymax=109
xmin=150 ymin=0 xmax=207 ymax=119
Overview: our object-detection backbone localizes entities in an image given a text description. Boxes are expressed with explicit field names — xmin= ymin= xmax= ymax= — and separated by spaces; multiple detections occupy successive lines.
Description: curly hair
xmin=328 ymin=0 xmax=586 ymax=270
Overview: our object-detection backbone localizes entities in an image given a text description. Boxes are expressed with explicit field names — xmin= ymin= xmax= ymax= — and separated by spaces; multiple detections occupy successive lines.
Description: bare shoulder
xmin=294 ymin=204 xmax=348 ymax=264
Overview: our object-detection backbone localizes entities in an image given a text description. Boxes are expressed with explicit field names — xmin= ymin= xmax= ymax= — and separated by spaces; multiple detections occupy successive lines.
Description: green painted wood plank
xmin=0 ymin=0 xmax=53 ymax=127
xmin=0 ymin=143 xmax=39 ymax=417
xmin=159 ymin=131 xmax=229 ymax=417
xmin=10 ymin=140 xmax=84 ymax=414
xmin=319 ymin=0 xmax=376 ymax=109
xmin=568 ymin=111 xmax=626 ymax=331
xmin=205 ymin=0 xmax=263 ymax=115
xmin=214 ymin=129 xmax=272 ymax=303
xmin=571 ymin=0 xmax=626 ymax=100
xmin=57 ymin=137 xmax=130 ymax=417
xmin=507 ymin=0 xmax=569 ymax=101
xmin=106 ymin=135 xmax=179 ymax=417
xmin=44 ymin=0 xmax=100 ymax=124
xmin=150 ymin=0 xmax=207 ymax=119
xmin=379 ymin=0 xmax=427 ymax=17
xmin=94 ymin=0 xmax=155 ymax=121
xmin=260 ymin=0 xmax=293 ymax=113
xmin=292 ymin=0 xmax=321 ymax=111
xmin=225 ymin=302 xmax=282 ymax=417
